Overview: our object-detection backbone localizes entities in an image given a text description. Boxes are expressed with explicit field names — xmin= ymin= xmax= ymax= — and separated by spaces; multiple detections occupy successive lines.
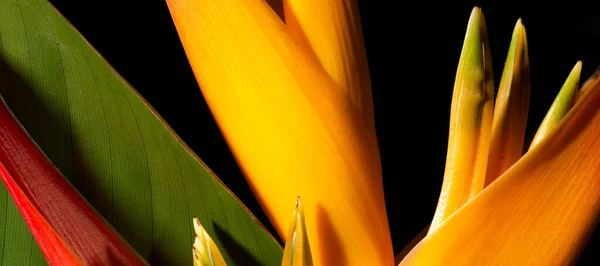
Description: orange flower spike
xmin=485 ymin=19 xmax=530 ymax=186
xmin=165 ymin=1 xmax=392 ymax=265
xmin=400 ymin=71 xmax=600 ymax=265
xmin=283 ymin=0 xmax=375 ymax=130
xmin=429 ymin=7 xmax=494 ymax=233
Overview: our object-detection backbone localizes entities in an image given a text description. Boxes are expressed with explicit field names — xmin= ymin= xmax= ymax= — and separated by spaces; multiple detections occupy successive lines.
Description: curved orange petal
xmin=400 ymin=71 xmax=600 ymax=265
xmin=283 ymin=0 xmax=375 ymax=130
xmin=165 ymin=1 xmax=392 ymax=265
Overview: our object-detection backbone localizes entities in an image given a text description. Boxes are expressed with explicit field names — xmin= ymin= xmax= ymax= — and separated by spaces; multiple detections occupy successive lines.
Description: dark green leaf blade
xmin=0 ymin=0 xmax=283 ymax=265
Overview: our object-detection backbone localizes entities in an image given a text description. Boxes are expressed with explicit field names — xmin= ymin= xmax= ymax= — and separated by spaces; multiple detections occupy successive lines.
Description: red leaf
xmin=0 ymin=97 xmax=148 ymax=266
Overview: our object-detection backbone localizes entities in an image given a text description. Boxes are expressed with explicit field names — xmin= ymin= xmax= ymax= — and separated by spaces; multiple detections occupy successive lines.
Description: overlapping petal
xmin=400 ymin=71 xmax=600 ymax=265
xmin=283 ymin=0 xmax=375 ymax=130
xmin=485 ymin=19 xmax=530 ymax=185
xmin=165 ymin=0 xmax=392 ymax=265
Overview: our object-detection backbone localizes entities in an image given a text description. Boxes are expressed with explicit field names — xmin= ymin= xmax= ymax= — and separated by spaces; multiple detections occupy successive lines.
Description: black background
xmin=46 ymin=0 xmax=600 ymax=264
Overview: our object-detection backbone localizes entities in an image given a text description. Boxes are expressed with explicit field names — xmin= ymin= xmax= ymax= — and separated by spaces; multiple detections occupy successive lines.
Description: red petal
xmin=0 ymin=98 xmax=147 ymax=266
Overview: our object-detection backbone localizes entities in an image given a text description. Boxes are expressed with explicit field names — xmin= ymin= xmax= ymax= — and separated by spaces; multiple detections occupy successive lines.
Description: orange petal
xmin=283 ymin=0 xmax=375 ymax=130
xmin=400 ymin=71 xmax=600 ymax=265
xmin=429 ymin=7 xmax=494 ymax=233
xmin=165 ymin=1 xmax=392 ymax=265
xmin=485 ymin=19 xmax=530 ymax=186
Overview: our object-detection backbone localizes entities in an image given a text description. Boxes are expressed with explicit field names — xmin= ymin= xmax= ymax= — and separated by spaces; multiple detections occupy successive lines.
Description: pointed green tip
xmin=495 ymin=16 xmax=530 ymax=107
xmin=467 ymin=7 xmax=483 ymax=32
xmin=529 ymin=61 xmax=583 ymax=150
xmin=455 ymin=5 xmax=492 ymax=92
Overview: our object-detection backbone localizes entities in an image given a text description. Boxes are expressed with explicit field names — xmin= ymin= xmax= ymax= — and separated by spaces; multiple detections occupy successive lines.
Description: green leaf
xmin=0 ymin=0 xmax=283 ymax=265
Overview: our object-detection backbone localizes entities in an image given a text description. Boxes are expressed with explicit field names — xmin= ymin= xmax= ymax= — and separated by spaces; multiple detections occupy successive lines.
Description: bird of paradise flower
xmin=2 ymin=0 xmax=600 ymax=266
xmin=166 ymin=1 xmax=599 ymax=265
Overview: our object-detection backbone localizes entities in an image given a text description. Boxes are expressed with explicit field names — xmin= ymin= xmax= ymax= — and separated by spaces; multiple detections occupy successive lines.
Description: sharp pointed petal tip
xmin=465 ymin=6 xmax=487 ymax=35
xmin=571 ymin=61 xmax=583 ymax=79
xmin=470 ymin=6 xmax=482 ymax=19
xmin=193 ymin=217 xmax=203 ymax=236
xmin=517 ymin=19 xmax=525 ymax=29
xmin=514 ymin=19 xmax=526 ymax=35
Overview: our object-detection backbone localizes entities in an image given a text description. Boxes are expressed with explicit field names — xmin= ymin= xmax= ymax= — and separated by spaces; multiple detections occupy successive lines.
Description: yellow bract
xmin=192 ymin=218 xmax=227 ymax=266
xmin=165 ymin=0 xmax=392 ymax=265
xmin=169 ymin=1 xmax=600 ymax=265
xmin=400 ymin=72 xmax=600 ymax=265
xmin=429 ymin=7 xmax=494 ymax=233
xmin=283 ymin=0 xmax=375 ymax=130
xmin=282 ymin=198 xmax=313 ymax=266
xmin=485 ymin=19 xmax=530 ymax=185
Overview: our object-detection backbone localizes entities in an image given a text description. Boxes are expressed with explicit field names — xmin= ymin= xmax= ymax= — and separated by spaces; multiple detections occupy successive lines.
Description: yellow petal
xmin=165 ymin=1 xmax=393 ymax=265
xmin=429 ymin=7 xmax=494 ymax=234
xmin=529 ymin=61 xmax=582 ymax=149
xmin=399 ymin=71 xmax=600 ymax=265
xmin=192 ymin=217 xmax=227 ymax=266
xmin=485 ymin=19 xmax=530 ymax=186
xmin=282 ymin=198 xmax=313 ymax=266
xmin=283 ymin=0 xmax=375 ymax=130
